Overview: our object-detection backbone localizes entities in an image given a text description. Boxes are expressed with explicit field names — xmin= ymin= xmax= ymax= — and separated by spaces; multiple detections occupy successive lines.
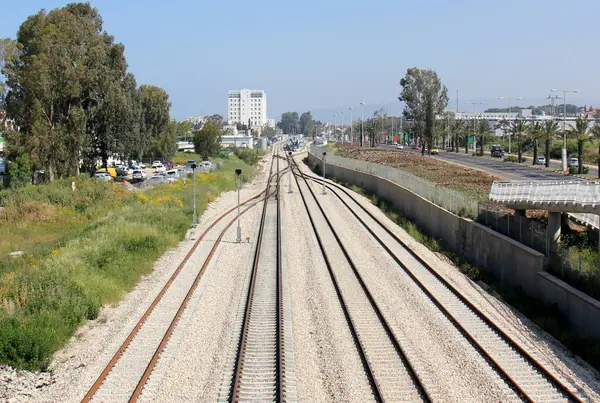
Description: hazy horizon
xmin=3 ymin=0 xmax=599 ymax=122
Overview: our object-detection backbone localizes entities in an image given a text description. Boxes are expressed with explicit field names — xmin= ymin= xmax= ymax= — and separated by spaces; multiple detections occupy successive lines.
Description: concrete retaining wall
xmin=308 ymin=152 xmax=600 ymax=337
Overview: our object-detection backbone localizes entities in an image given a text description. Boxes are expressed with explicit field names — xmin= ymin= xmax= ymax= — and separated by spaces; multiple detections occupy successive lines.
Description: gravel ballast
xmin=0 ymin=156 xmax=272 ymax=403
xmin=295 ymin=152 xmax=600 ymax=400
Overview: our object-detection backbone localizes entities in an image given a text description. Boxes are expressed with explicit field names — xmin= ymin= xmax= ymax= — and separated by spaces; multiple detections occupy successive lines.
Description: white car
xmin=396 ymin=145 xmax=404 ymax=149
xmin=154 ymin=164 xmax=166 ymax=173
xmin=151 ymin=160 xmax=162 ymax=168
xmin=568 ymin=157 xmax=579 ymax=168
xmin=132 ymin=169 xmax=147 ymax=180
xmin=535 ymin=156 xmax=546 ymax=165
xmin=202 ymin=160 xmax=213 ymax=170
xmin=165 ymin=169 xmax=179 ymax=181
xmin=94 ymin=172 xmax=113 ymax=181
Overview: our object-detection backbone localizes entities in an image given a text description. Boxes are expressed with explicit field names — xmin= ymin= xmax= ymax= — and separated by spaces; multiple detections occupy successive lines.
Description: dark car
xmin=490 ymin=145 xmax=504 ymax=158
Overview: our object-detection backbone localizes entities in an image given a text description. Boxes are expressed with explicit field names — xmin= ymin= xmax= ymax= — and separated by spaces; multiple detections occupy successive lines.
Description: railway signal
xmin=287 ymin=151 xmax=293 ymax=193
xmin=322 ymin=151 xmax=327 ymax=195
xmin=191 ymin=163 xmax=198 ymax=225
xmin=235 ymin=169 xmax=242 ymax=243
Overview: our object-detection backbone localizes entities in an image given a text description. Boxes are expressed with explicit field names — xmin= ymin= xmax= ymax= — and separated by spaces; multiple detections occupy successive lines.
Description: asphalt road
xmin=381 ymin=145 xmax=594 ymax=181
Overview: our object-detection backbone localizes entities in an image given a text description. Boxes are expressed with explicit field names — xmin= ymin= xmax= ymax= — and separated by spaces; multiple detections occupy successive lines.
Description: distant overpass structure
xmin=489 ymin=180 xmax=600 ymax=248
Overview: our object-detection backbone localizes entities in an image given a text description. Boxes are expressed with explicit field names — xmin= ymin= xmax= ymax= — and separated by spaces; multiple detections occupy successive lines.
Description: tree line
xmin=0 ymin=3 xmax=179 ymax=183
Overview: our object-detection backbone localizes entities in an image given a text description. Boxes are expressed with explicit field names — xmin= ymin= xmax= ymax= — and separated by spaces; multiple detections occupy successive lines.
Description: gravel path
xmin=0 ymin=156 xmax=272 ymax=403
xmin=295 ymin=152 xmax=600 ymax=401
xmin=282 ymin=169 xmax=374 ymax=402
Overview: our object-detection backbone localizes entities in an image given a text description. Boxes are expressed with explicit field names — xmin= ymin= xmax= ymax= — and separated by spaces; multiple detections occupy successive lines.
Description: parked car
xmin=151 ymin=160 xmax=162 ymax=168
xmin=568 ymin=157 xmax=579 ymax=168
xmin=147 ymin=175 xmax=169 ymax=185
xmin=164 ymin=169 xmax=179 ymax=182
xmin=132 ymin=169 xmax=147 ymax=180
xmin=396 ymin=145 xmax=404 ymax=149
xmin=154 ymin=164 xmax=166 ymax=173
xmin=535 ymin=156 xmax=546 ymax=165
xmin=185 ymin=160 xmax=196 ymax=170
xmin=162 ymin=160 xmax=173 ymax=170
xmin=96 ymin=167 xmax=117 ymax=177
xmin=116 ymin=165 xmax=130 ymax=176
xmin=94 ymin=172 xmax=113 ymax=181
xmin=202 ymin=160 xmax=213 ymax=169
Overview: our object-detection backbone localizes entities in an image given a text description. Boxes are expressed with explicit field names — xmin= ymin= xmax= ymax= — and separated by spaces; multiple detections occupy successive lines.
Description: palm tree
xmin=589 ymin=120 xmax=600 ymax=178
xmin=509 ymin=119 xmax=527 ymax=162
xmin=526 ymin=121 xmax=544 ymax=165
xmin=476 ymin=119 xmax=491 ymax=156
xmin=567 ymin=115 xmax=589 ymax=174
xmin=540 ymin=120 xmax=560 ymax=168
xmin=451 ymin=120 xmax=463 ymax=152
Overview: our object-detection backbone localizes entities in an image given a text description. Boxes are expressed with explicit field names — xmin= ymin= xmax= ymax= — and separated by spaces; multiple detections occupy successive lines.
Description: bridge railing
xmin=490 ymin=180 xmax=600 ymax=210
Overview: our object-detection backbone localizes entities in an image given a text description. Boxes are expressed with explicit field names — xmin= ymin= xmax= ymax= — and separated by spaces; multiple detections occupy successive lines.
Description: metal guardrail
xmin=490 ymin=180 xmax=600 ymax=230
xmin=489 ymin=181 xmax=600 ymax=209
xmin=310 ymin=145 xmax=479 ymax=218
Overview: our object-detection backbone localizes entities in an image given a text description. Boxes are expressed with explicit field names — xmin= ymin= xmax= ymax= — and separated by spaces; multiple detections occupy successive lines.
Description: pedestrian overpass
xmin=489 ymin=180 xmax=600 ymax=247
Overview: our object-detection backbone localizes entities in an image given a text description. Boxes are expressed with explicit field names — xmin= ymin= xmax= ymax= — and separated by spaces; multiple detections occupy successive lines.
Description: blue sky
xmin=2 ymin=0 xmax=599 ymax=121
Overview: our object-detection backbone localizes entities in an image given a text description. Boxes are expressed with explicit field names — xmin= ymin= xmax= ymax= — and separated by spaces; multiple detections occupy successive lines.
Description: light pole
xmin=235 ymin=169 xmax=242 ymax=242
xmin=333 ymin=113 xmax=337 ymax=142
xmin=340 ymin=110 xmax=345 ymax=143
xmin=551 ymin=89 xmax=579 ymax=171
xmin=465 ymin=101 xmax=484 ymax=154
xmin=192 ymin=163 xmax=198 ymax=225
xmin=360 ymin=102 xmax=365 ymax=147
xmin=349 ymin=108 xmax=354 ymax=143
xmin=498 ymin=96 xmax=521 ymax=154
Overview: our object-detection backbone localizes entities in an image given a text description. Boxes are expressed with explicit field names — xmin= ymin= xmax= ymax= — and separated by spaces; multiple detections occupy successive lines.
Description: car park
xmin=536 ymin=156 xmax=546 ymax=165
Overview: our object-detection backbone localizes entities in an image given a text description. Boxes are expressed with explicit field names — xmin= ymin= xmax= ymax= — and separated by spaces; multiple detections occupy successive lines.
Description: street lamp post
xmin=340 ymin=110 xmax=345 ymax=143
xmin=465 ymin=101 xmax=484 ymax=154
xmin=498 ymin=96 xmax=522 ymax=154
xmin=360 ymin=102 xmax=365 ymax=147
xmin=322 ymin=151 xmax=327 ymax=195
xmin=551 ymin=89 xmax=579 ymax=171
xmin=349 ymin=107 xmax=354 ymax=143
xmin=333 ymin=113 xmax=337 ymax=142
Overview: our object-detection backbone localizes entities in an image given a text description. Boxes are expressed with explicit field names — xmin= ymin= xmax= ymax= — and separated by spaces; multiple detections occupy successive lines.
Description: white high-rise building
xmin=228 ymin=89 xmax=267 ymax=129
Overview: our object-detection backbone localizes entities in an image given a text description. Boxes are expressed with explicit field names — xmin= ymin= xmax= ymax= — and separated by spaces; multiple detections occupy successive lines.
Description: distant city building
xmin=185 ymin=116 xmax=207 ymax=130
xmin=227 ymin=89 xmax=268 ymax=130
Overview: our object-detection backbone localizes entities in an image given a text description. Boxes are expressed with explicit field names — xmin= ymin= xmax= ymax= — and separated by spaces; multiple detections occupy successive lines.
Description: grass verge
xmin=0 ymin=156 xmax=260 ymax=370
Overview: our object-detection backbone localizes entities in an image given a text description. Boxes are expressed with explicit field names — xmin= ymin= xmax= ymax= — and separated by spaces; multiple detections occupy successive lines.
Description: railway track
xmin=287 ymin=154 xmax=430 ymax=402
xmin=219 ymin=149 xmax=297 ymax=402
xmin=81 ymin=158 xmax=277 ymax=403
xmin=291 ymin=156 xmax=588 ymax=403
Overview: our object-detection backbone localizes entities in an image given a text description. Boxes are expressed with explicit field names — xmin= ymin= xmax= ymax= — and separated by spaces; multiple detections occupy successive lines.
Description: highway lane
xmin=380 ymin=145 xmax=591 ymax=181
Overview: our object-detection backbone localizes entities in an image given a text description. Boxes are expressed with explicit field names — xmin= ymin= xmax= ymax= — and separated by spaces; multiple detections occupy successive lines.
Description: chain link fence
xmin=313 ymin=145 xmax=479 ymax=218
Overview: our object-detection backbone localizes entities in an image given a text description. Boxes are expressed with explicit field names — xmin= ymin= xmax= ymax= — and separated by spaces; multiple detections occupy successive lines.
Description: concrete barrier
xmin=308 ymin=151 xmax=600 ymax=337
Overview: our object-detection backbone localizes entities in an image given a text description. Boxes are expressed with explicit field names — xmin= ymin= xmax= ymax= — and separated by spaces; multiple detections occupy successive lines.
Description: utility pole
xmin=552 ymin=89 xmax=579 ymax=171
xmin=349 ymin=107 xmax=354 ymax=144
xmin=360 ymin=102 xmax=365 ymax=147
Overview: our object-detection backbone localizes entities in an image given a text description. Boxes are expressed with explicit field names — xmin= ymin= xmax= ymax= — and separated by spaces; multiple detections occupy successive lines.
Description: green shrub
xmin=0 ymin=157 xmax=257 ymax=370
